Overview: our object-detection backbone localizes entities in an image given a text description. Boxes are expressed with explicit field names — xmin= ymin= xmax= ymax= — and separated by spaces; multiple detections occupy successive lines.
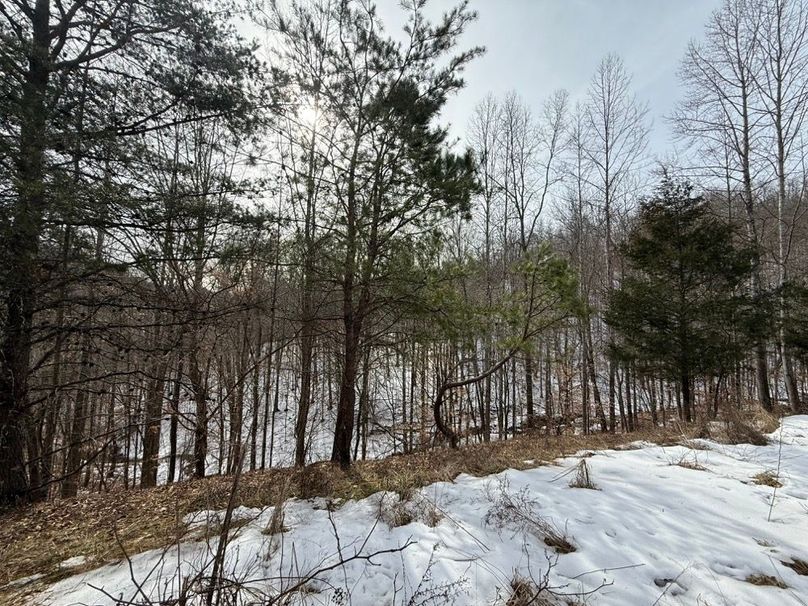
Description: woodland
xmin=2 ymin=0 xmax=808 ymax=510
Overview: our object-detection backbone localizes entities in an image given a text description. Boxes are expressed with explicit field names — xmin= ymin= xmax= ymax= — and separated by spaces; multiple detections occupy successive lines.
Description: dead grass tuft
xmin=719 ymin=406 xmax=770 ymax=446
xmin=568 ymin=460 xmax=598 ymax=490
xmin=262 ymin=476 xmax=291 ymax=537
xmin=752 ymin=471 xmax=783 ymax=488
xmin=505 ymin=570 xmax=577 ymax=605
xmin=668 ymin=449 xmax=708 ymax=472
xmin=507 ymin=576 xmax=541 ymax=606
xmin=376 ymin=493 xmax=414 ymax=528
xmin=543 ymin=533 xmax=576 ymax=555
xmin=486 ymin=479 xmax=576 ymax=554
xmin=188 ymin=515 xmax=252 ymax=542
xmin=376 ymin=491 xmax=443 ymax=529
xmin=693 ymin=420 xmax=712 ymax=440
xmin=296 ymin=462 xmax=343 ymax=499
xmin=752 ymin=409 xmax=781 ymax=434
xmin=745 ymin=574 xmax=787 ymax=588
xmin=687 ymin=401 xmax=790 ymax=447
xmin=677 ymin=460 xmax=708 ymax=471
xmin=262 ymin=504 xmax=287 ymax=537
xmin=679 ymin=438 xmax=711 ymax=451
xmin=726 ymin=420 xmax=769 ymax=446
xmin=612 ymin=443 xmax=644 ymax=451
xmin=782 ymin=559 xmax=808 ymax=576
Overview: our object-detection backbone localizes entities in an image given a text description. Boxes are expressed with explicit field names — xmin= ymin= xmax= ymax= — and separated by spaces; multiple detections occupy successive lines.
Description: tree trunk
xmin=189 ymin=346 xmax=208 ymax=479
xmin=333 ymin=321 xmax=361 ymax=467
xmin=681 ymin=370 xmax=692 ymax=423
xmin=62 ymin=338 xmax=92 ymax=498
xmin=249 ymin=332 xmax=261 ymax=472
xmin=295 ymin=321 xmax=314 ymax=467
xmin=167 ymin=359 xmax=184 ymax=484
xmin=584 ymin=320 xmax=608 ymax=432
xmin=0 ymin=0 xmax=51 ymax=506
xmin=141 ymin=339 xmax=169 ymax=488
xmin=524 ymin=350 xmax=535 ymax=426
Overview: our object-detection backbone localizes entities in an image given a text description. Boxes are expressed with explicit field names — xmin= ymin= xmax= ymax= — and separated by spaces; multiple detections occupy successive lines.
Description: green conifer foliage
xmin=606 ymin=178 xmax=762 ymax=421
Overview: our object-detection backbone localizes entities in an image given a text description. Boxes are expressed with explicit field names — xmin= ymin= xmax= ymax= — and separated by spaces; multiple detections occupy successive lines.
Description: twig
xmin=767 ymin=420 xmax=785 ymax=522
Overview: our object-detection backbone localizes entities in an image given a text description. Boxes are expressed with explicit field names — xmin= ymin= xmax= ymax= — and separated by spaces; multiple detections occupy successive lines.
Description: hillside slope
xmin=20 ymin=417 xmax=808 ymax=606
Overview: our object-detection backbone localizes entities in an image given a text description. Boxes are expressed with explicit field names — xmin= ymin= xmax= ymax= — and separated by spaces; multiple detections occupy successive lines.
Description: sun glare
xmin=298 ymin=103 xmax=319 ymax=129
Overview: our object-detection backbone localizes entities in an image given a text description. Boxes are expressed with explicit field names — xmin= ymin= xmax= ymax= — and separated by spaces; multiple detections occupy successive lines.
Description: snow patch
xmin=58 ymin=556 xmax=88 ymax=570
xmin=35 ymin=416 xmax=808 ymax=605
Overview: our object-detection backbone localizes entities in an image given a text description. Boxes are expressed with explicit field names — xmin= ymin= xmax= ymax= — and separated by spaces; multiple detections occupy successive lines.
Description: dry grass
xmin=376 ymin=491 xmax=444 ymax=529
xmin=752 ymin=409 xmax=781 ymax=434
xmin=684 ymin=402 xmax=786 ymax=446
xmin=667 ymin=448 xmax=708 ymax=472
xmin=485 ymin=479 xmax=576 ymax=554
xmin=752 ymin=471 xmax=783 ymax=488
xmin=745 ymin=574 xmax=787 ymax=588
xmin=376 ymin=493 xmax=414 ymax=527
xmin=505 ymin=572 xmax=580 ymax=606
xmin=568 ymin=459 xmax=598 ymax=489
xmin=543 ymin=531 xmax=576 ymax=554
xmin=262 ymin=475 xmax=291 ymax=537
xmin=677 ymin=460 xmax=708 ymax=471
xmin=725 ymin=420 xmax=769 ymax=446
xmin=679 ymin=438 xmax=711 ymax=451
xmin=507 ymin=576 xmax=551 ymax=606
xmin=421 ymin=500 xmax=444 ymax=528
xmin=782 ymin=559 xmax=808 ymax=576
xmin=720 ymin=407 xmax=770 ymax=446
xmin=0 ymin=424 xmax=687 ymax=602
xmin=187 ymin=515 xmax=253 ymax=542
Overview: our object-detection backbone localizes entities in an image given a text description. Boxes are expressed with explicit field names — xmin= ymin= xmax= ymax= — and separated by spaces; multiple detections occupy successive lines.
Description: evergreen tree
xmin=0 ymin=0 xmax=260 ymax=504
xmin=269 ymin=0 xmax=481 ymax=468
xmin=782 ymin=282 xmax=808 ymax=411
xmin=606 ymin=178 xmax=758 ymax=421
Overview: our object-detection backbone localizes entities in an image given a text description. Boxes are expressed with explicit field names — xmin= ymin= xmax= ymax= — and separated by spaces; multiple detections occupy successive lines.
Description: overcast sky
xmin=376 ymin=0 xmax=723 ymax=157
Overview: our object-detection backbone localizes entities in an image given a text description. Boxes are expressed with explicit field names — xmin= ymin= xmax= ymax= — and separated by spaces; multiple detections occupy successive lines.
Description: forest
xmin=3 ymin=0 xmax=808 ymax=603
xmin=2 ymin=0 xmax=808 ymax=504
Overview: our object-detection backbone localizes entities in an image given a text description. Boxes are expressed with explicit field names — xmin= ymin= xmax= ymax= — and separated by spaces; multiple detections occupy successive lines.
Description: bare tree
xmin=493 ymin=92 xmax=566 ymax=425
xmin=585 ymin=53 xmax=649 ymax=430
xmin=564 ymin=102 xmax=608 ymax=432
xmin=674 ymin=0 xmax=776 ymax=410
xmin=468 ymin=94 xmax=502 ymax=441
xmin=262 ymin=0 xmax=339 ymax=467
xmin=754 ymin=0 xmax=808 ymax=412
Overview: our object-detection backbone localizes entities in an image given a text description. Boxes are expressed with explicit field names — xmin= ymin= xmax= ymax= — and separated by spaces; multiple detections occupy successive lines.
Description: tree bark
xmin=189 ymin=345 xmax=208 ymax=479
xmin=141 ymin=331 xmax=169 ymax=488
xmin=0 ymin=0 xmax=51 ymax=506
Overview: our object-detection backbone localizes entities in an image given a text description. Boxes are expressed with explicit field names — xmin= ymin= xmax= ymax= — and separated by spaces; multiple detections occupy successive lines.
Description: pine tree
xmin=606 ymin=178 xmax=759 ymax=421
xmin=0 ymin=0 xmax=260 ymax=504
xmin=269 ymin=0 xmax=482 ymax=468
xmin=782 ymin=282 xmax=808 ymax=411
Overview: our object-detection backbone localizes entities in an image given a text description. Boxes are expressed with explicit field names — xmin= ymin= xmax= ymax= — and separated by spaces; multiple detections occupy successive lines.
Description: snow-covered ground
xmin=35 ymin=417 xmax=808 ymax=605
xmin=145 ymin=371 xmax=408 ymax=487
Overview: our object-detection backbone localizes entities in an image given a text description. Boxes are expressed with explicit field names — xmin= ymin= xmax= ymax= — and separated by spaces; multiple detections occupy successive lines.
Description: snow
xmin=7 ymin=574 xmax=45 ymax=588
xmin=33 ymin=416 xmax=808 ymax=605
xmin=144 ymin=375 xmax=402 ymax=487
xmin=57 ymin=556 xmax=88 ymax=570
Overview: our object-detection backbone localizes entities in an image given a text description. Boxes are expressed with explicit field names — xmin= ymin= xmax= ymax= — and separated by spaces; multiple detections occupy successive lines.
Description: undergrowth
xmin=0 ymin=415 xmax=781 ymax=602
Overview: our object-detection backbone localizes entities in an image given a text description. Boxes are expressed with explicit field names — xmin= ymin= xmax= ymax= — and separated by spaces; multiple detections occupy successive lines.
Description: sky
xmin=376 ymin=0 xmax=723 ymax=158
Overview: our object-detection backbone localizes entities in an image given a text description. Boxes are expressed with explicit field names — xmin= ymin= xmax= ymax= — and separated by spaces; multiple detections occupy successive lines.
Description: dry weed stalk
xmin=485 ymin=478 xmax=576 ymax=554
xmin=568 ymin=460 xmax=598 ymax=490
